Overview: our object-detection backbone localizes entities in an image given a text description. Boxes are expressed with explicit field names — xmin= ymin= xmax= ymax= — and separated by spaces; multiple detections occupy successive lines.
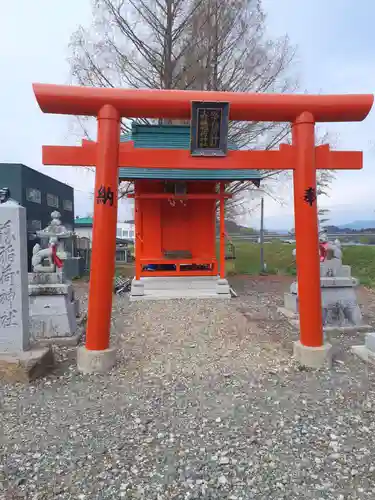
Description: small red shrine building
xmin=120 ymin=124 xmax=261 ymax=296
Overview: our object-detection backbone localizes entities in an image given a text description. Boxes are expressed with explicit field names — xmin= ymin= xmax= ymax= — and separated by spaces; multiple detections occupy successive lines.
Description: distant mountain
xmin=264 ymin=229 xmax=290 ymax=235
xmin=217 ymin=219 xmax=255 ymax=235
xmin=337 ymin=220 xmax=375 ymax=231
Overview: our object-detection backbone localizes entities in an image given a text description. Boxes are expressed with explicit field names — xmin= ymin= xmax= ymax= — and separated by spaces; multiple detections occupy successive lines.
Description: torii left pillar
xmin=77 ymin=105 xmax=120 ymax=374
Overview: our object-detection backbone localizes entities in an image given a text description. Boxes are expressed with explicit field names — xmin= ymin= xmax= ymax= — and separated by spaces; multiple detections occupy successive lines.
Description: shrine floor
xmin=2 ymin=277 xmax=375 ymax=499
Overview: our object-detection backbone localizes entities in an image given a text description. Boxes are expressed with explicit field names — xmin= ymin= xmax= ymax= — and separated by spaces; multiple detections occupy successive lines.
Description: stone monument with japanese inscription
xmin=0 ymin=189 xmax=53 ymax=382
xmin=281 ymin=231 xmax=370 ymax=331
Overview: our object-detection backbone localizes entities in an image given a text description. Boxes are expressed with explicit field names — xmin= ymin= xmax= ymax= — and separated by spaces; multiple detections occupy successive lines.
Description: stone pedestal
xmin=0 ymin=348 xmax=54 ymax=383
xmin=63 ymin=257 xmax=84 ymax=280
xmin=77 ymin=345 xmax=116 ymax=374
xmin=130 ymin=276 xmax=232 ymax=300
xmin=0 ymin=200 xmax=53 ymax=382
xmin=282 ymin=260 xmax=369 ymax=331
xmin=293 ymin=341 xmax=333 ymax=369
xmin=216 ymin=278 xmax=231 ymax=295
xmin=131 ymin=279 xmax=144 ymax=297
xmin=352 ymin=332 xmax=375 ymax=365
xmin=28 ymin=272 xmax=80 ymax=345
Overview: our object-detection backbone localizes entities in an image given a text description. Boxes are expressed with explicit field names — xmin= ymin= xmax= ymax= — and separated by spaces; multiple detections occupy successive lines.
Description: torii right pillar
xmin=292 ymin=112 xmax=329 ymax=368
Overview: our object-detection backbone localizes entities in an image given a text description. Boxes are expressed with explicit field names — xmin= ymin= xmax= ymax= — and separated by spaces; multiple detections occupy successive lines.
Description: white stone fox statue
xmin=32 ymin=237 xmax=63 ymax=273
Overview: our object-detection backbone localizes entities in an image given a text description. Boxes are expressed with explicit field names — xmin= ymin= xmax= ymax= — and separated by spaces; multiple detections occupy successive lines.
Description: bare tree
xmin=69 ymin=0 xmax=208 ymax=118
xmin=69 ymin=0 xmax=333 ymax=215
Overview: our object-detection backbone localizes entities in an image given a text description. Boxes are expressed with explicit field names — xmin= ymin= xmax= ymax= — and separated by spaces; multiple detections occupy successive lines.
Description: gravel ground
xmin=1 ymin=277 xmax=375 ymax=499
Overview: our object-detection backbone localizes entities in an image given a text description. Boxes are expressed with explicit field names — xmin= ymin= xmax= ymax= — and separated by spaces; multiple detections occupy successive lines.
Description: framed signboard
xmin=190 ymin=101 xmax=229 ymax=157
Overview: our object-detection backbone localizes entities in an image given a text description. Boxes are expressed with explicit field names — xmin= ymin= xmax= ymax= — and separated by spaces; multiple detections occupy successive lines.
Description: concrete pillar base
xmin=77 ymin=346 xmax=116 ymax=374
xmin=216 ymin=278 xmax=230 ymax=295
xmin=131 ymin=279 xmax=144 ymax=297
xmin=293 ymin=340 xmax=333 ymax=369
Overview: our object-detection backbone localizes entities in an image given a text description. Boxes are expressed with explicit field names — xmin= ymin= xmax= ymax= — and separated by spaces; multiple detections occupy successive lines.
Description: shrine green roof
xmin=118 ymin=124 xmax=261 ymax=182
xmin=74 ymin=217 xmax=93 ymax=227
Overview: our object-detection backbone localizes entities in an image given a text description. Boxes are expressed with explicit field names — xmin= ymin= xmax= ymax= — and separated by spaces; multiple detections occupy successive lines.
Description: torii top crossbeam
xmin=33 ymin=83 xmax=373 ymax=122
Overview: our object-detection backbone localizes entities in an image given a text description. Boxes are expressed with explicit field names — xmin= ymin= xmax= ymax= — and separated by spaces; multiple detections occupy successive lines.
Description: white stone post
xmin=0 ymin=200 xmax=30 ymax=353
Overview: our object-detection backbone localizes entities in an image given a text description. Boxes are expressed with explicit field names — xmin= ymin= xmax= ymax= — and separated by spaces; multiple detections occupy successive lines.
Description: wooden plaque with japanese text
xmin=190 ymin=101 xmax=229 ymax=157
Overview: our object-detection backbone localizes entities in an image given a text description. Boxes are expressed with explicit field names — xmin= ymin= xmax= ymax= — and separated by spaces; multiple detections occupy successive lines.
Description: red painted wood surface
xmin=33 ymin=83 xmax=373 ymax=122
xmin=219 ymin=182 xmax=226 ymax=279
xmin=129 ymin=193 xmax=232 ymax=199
xmin=135 ymin=180 xmax=217 ymax=277
xmin=42 ymin=142 xmax=363 ymax=171
xmin=85 ymin=105 xmax=120 ymax=351
xmin=292 ymin=113 xmax=323 ymax=348
xmin=141 ymin=270 xmax=217 ymax=277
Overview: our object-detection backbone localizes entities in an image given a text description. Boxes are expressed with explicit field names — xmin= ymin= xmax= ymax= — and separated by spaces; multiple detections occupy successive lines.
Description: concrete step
xmin=130 ymin=289 xmax=231 ymax=301
xmin=140 ymin=277 xmax=220 ymax=290
xmin=130 ymin=276 xmax=231 ymax=301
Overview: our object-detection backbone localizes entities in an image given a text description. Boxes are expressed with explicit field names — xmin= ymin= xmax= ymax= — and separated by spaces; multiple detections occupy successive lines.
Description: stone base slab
xmin=29 ymin=289 xmax=78 ymax=340
xmin=351 ymin=345 xmax=375 ymax=365
xmin=283 ymin=293 xmax=298 ymax=314
xmin=320 ymin=276 xmax=357 ymax=288
xmin=130 ymin=291 xmax=231 ymax=301
xmin=351 ymin=332 xmax=375 ymax=365
xmin=293 ymin=341 xmax=333 ymax=369
xmin=216 ymin=279 xmax=230 ymax=295
xmin=323 ymin=324 xmax=373 ymax=334
xmin=34 ymin=330 xmax=82 ymax=347
xmin=130 ymin=276 xmax=231 ymax=301
xmin=0 ymin=347 xmax=54 ymax=383
xmin=131 ymin=280 xmax=144 ymax=296
xmin=278 ymin=307 xmax=299 ymax=321
xmin=365 ymin=331 xmax=375 ymax=351
xmin=77 ymin=346 xmax=116 ymax=374
xmin=74 ymin=299 xmax=80 ymax=318
xmin=320 ymin=261 xmax=352 ymax=278
xmin=28 ymin=272 xmax=64 ymax=285
xmin=28 ymin=283 xmax=72 ymax=296
xmin=278 ymin=307 xmax=372 ymax=334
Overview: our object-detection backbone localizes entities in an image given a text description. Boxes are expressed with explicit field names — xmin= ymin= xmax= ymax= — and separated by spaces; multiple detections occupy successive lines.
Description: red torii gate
xmin=33 ymin=83 xmax=373 ymax=371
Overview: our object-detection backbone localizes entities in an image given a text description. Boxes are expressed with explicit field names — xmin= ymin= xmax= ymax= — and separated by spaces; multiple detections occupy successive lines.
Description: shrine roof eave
xmin=118 ymin=168 xmax=262 ymax=183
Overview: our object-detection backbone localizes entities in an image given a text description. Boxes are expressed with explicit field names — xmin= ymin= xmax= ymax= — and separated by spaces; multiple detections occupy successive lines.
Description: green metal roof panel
xmin=75 ymin=217 xmax=93 ymax=227
xmin=118 ymin=168 xmax=261 ymax=181
xmin=118 ymin=124 xmax=261 ymax=182
xmin=120 ymin=124 xmax=239 ymax=150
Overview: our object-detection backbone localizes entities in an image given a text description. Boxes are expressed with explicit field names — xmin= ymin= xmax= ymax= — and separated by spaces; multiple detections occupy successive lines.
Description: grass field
xmin=116 ymin=241 xmax=375 ymax=288
xmin=228 ymin=241 xmax=375 ymax=288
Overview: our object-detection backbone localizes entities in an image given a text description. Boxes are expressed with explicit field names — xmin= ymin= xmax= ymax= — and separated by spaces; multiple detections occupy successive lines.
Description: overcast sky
xmin=1 ymin=0 xmax=374 ymax=229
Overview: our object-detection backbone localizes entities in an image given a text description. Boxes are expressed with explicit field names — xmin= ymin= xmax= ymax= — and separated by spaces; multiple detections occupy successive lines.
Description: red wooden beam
xmin=121 ymin=147 xmax=294 ymax=170
xmin=140 ymin=270 xmax=216 ymax=277
xmin=33 ymin=83 xmax=373 ymax=123
xmin=42 ymin=141 xmax=134 ymax=167
xmin=43 ymin=143 xmax=294 ymax=170
xmin=42 ymin=142 xmax=363 ymax=171
xmin=315 ymin=144 xmax=362 ymax=170
xmin=43 ymin=144 xmax=96 ymax=166
xmin=128 ymin=193 xmax=233 ymax=199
